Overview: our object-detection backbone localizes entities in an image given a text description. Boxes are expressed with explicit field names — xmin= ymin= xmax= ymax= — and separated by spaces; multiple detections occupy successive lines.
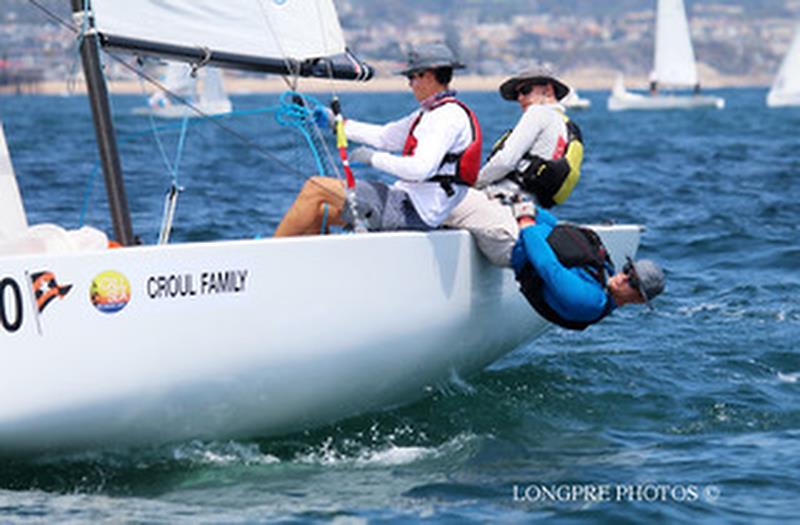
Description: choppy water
xmin=1 ymin=87 xmax=799 ymax=524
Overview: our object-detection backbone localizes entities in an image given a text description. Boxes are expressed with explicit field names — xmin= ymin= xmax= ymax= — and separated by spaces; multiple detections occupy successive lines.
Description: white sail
xmin=202 ymin=68 xmax=229 ymax=107
xmin=652 ymin=0 xmax=698 ymax=87
xmin=768 ymin=25 xmax=800 ymax=107
xmin=0 ymin=122 xmax=28 ymax=240
xmin=162 ymin=63 xmax=195 ymax=99
xmin=91 ymin=0 xmax=346 ymax=61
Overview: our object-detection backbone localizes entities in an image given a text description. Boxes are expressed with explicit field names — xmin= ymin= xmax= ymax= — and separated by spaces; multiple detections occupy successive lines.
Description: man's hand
xmin=312 ymin=106 xmax=335 ymax=130
xmin=512 ymin=200 xmax=537 ymax=221
xmin=350 ymin=146 xmax=377 ymax=166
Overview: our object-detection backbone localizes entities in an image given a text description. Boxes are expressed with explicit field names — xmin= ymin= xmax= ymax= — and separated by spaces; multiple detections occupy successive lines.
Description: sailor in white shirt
xmin=275 ymin=43 xmax=480 ymax=237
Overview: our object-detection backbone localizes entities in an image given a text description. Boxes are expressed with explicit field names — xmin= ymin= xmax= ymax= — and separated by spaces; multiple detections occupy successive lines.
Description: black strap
xmin=428 ymin=175 xmax=457 ymax=197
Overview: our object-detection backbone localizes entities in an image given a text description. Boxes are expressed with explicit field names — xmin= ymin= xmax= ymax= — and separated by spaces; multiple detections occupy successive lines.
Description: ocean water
xmin=1 ymin=87 xmax=799 ymax=524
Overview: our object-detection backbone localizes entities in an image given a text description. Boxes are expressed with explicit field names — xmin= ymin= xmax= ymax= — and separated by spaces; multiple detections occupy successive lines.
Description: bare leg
xmin=274 ymin=177 xmax=348 ymax=236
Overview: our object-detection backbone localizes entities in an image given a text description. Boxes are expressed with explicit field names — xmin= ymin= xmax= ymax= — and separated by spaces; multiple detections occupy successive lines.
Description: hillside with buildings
xmin=2 ymin=0 xmax=800 ymax=92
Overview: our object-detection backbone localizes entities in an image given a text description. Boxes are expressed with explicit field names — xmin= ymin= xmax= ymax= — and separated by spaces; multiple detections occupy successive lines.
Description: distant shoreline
xmin=1 ymin=70 xmax=772 ymax=96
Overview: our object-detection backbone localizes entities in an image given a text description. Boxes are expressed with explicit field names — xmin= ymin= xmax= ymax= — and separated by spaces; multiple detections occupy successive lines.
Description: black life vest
xmin=488 ymin=113 xmax=583 ymax=208
xmin=516 ymin=224 xmax=614 ymax=331
xmin=403 ymin=97 xmax=482 ymax=196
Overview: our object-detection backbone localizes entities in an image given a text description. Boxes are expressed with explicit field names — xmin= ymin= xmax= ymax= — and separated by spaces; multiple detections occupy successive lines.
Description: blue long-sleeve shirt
xmin=511 ymin=209 xmax=616 ymax=323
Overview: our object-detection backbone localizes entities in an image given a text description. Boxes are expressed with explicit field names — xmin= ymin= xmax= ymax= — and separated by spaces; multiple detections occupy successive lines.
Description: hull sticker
xmin=90 ymin=270 xmax=131 ymax=314
xmin=30 ymin=271 xmax=72 ymax=313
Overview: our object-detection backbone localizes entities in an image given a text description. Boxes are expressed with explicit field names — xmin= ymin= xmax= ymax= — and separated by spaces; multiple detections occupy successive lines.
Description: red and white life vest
xmin=401 ymin=97 xmax=482 ymax=191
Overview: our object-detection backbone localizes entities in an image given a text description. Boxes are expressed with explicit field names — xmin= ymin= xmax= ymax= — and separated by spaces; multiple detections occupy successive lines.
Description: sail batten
xmin=652 ymin=0 xmax=698 ymax=88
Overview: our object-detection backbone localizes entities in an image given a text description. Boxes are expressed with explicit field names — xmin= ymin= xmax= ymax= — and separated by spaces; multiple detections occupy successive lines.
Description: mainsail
xmin=651 ymin=0 xmax=698 ymax=88
xmin=767 ymin=25 xmax=800 ymax=107
xmin=87 ymin=0 xmax=370 ymax=80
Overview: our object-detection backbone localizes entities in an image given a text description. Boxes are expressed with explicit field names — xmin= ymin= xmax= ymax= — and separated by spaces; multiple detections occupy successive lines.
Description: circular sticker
xmin=90 ymin=270 xmax=131 ymax=314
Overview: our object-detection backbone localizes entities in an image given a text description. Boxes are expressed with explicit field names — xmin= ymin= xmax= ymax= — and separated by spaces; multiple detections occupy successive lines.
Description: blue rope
xmin=320 ymin=203 xmax=329 ymax=234
xmin=78 ymin=91 xmax=332 ymax=233
xmin=274 ymin=91 xmax=327 ymax=176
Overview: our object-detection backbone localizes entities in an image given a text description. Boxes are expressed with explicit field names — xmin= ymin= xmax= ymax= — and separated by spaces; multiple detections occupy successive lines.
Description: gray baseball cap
xmin=396 ymin=42 xmax=466 ymax=76
xmin=499 ymin=63 xmax=571 ymax=101
xmin=624 ymin=256 xmax=665 ymax=308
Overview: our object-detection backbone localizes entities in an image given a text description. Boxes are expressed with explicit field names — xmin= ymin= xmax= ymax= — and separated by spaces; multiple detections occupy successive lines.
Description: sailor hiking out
xmin=511 ymin=204 xmax=665 ymax=330
xmin=274 ymin=42 xmax=481 ymax=236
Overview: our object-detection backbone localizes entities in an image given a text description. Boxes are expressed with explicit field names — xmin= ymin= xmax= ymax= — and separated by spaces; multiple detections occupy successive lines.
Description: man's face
xmin=407 ymin=70 xmax=441 ymax=101
xmin=517 ymin=82 xmax=556 ymax=110
xmin=608 ymin=272 xmax=646 ymax=306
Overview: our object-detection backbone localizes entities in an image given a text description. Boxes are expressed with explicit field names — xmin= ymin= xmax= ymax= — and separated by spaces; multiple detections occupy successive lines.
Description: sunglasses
xmin=405 ymin=71 xmax=426 ymax=81
xmin=516 ymin=81 xmax=549 ymax=98
xmin=516 ymin=83 xmax=535 ymax=97
xmin=623 ymin=261 xmax=643 ymax=297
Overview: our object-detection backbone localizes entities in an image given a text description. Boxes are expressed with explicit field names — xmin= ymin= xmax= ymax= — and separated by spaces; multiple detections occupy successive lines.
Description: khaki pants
xmin=442 ymin=188 xmax=519 ymax=267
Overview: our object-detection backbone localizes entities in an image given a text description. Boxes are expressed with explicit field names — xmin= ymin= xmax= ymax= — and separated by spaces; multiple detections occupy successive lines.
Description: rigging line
xmin=26 ymin=0 xmax=351 ymax=205
xmin=136 ymin=69 xmax=180 ymax=179
xmin=313 ymin=0 xmax=337 ymax=94
xmin=307 ymin=0 xmax=346 ymax=180
xmin=254 ymin=0 xmax=300 ymax=90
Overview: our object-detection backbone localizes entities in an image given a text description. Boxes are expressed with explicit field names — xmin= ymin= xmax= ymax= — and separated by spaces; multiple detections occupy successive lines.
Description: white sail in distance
xmin=651 ymin=0 xmax=698 ymax=88
xmin=202 ymin=69 xmax=228 ymax=106
xmin=91 ymin=0 xmax=346 ymax=62
xmin=768 ymin=25 xmax=800 ymax=107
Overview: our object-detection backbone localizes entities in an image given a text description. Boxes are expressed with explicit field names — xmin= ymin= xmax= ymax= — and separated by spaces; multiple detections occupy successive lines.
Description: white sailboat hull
xmin=608 ymin=90 xmax=724 ymax=111
xmin=0 ymin=227 xmax=640 ymax=452
xmin=564 ymin=97 xmax=591 ymax=110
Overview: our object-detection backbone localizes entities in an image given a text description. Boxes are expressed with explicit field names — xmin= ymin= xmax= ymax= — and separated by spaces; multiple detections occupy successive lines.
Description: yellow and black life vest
xmin=490 ymin=113 xmax=583 ymax=208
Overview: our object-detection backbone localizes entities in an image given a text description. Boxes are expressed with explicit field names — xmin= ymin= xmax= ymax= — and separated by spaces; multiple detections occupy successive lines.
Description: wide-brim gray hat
xmin=395 ymin=42 xmax=466 ymax=76
xmin=499 ymin=64 xmax=571 ymax=101
xmin=624 ymin=256 xmax=665 ymax=309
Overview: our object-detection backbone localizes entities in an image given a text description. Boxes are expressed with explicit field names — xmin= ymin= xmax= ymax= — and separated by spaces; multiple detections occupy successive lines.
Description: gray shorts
xmin=341 ymin=181 xmax=430 ymax=232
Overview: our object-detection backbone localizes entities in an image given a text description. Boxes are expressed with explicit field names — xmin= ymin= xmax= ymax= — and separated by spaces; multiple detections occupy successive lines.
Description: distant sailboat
xmin=136 ymin=63 xmax=232 ymax=118
xmin=608 ymin=0 xmax=724 ymax=111
xmin=562 ymin=89 xmax=591 ymax=110
xmin=767 ymin=25 xmax=800 ymax=107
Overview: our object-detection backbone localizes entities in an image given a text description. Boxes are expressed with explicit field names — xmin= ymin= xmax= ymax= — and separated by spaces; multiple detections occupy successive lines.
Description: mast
xmin=70 ymin=0 xmax=135 ymax=246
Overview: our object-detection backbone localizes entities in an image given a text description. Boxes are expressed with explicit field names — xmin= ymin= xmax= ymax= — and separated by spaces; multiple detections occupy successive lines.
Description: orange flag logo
xmin=30 ymin=271 xmax=72 ymax=313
